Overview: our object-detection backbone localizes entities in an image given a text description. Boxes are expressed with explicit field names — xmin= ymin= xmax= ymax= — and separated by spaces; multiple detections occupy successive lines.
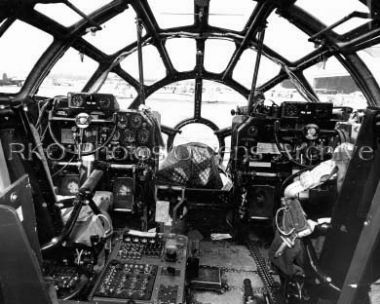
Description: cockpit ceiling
xmin=0 ymin=0 xmax=380 ymax=107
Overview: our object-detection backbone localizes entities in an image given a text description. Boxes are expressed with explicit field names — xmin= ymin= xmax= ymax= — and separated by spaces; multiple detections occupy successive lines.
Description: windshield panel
xmin=98 ymin=73 xmax=137 ymax=110
xmin=264 ymin=80 xmax=307 ymax=104
xmin=38 ymin=48 xmax=98 ymax=97
xmin=121 ymin=45 xmax=166 ymax=85
xmin=0 ymin=20 xmax=53 ymax=94
xmin=204 ymin=39 xmax=236 ymax=73
xmin=83 ymin=9 xmax=140 ymax=55
xmin=303 ymin=56 xmax=366 ymax=109
xmin=265 ymin=13 xmax=317 ymax=61
xmin=166 ymin=38 xmax=196 ymax=72
xmin=146 ymin=80 xmax=194 ymax=126
xmin=233 ymin=49 xmax=281 ymax=89
xmin=202 ymin=80 xmax=246 ymax=127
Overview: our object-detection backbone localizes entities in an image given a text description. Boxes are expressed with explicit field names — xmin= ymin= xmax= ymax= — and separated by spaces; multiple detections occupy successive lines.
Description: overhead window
xmin=202 ymin=80 xmax=246 ymax=128
xmin=166 ymin=38 xmax=196 ymax=72
xmin=35 ymin=0 xmax=111 ymax=27
xmin=146 ymin=80 xmax=194 ymax=126
xmin=84 ymin=9 xmax=142 ymax=55
xmin=38 ymin=48 xmax=98 ymax=97
xmin=209 ymin=0 xmax=256 ymax=31
xmin=148 ymin=0 xmax=194 ymax=29
xmin=296 ymin=0 xmax=370 ymax=34
xmin=0 ymin=21 xmax=53 ymax=94
xmin=204 ymin=39 xmax=236 ymax=74
xmin=265 ymin=13 xmax=316 ymax=61
xmin=120 ymin=45 xmax=166 ymax=85
xmin=303 ymin=56 xmax=365 ymax=109
xmin=233 ymin=49 xmax=281 ymax=89
xmin=98 ymin=73 xmax=137 ymax=110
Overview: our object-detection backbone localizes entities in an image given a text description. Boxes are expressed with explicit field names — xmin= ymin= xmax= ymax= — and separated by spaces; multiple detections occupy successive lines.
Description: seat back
xmin=319 ymin=107 xmax=380 ymax=285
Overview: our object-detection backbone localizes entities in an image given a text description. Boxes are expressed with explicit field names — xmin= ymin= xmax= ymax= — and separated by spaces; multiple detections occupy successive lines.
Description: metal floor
xmin=190 ymin=241 xmax=270 ymax=304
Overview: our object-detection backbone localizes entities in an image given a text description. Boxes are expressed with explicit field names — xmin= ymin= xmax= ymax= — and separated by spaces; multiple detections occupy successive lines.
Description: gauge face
xmin=305 ymin=124 xmax=319 ymax=141
xmin=135 ymin=146 xmax=151 ymax=160
xmin=123 ymin=129 xmax=136 ymax=143
xmin=67 ymin=181 xmax=79 ymax=194
xmin=284 ymin=104 xmax=299 ymax=117
xmin=130 ymin=114 xmax=142 ymax=129
xmin=137 ymin=129 xmax=150 ymax=144
xmin=117 ymin=113 xmax=128 ymax=129
xmin=70 ymin=94 xmax=85 ymax=107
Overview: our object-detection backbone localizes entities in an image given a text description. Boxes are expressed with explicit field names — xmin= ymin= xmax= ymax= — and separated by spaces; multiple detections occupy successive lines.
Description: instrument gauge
xmin=70 ymin=94 xmax=85 ymax=107
xmin=67 ymin=181 xmax=79 ymax=194
xmin=304 ymin=124 xmax=320 ymax=141
xmin=130 ymin=115 xmax=142 ymax=129
xmin=118 ymin=114 xmax=128 ymax=129
xmin=137 ymin=129 xmax=150 ymax=144
xmin=123 ymin=129 xmax=136 ymax=143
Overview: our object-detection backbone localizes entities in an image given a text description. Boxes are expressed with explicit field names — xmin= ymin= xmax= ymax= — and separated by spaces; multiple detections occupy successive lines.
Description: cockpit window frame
xmin=0 ymin=0 xmax=378 ymax=125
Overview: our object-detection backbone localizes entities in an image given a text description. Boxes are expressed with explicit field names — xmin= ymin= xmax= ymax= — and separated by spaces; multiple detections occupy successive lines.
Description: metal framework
xmin=0 ymin=0 xmax=380 ymax=144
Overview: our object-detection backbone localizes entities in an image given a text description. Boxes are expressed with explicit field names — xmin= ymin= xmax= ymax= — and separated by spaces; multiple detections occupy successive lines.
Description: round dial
xmin=71 ymin=94 xmax=85 ymax=107
xmin=117 ymin=114 xmax=128 ymax=129
xmin=123 ymin=129 xmax=136 ymax=143
xmin=130 ymin=115 xmax=142 ymax=129
xmin=67 ymin=181 xmax=79 ymax=194
xmin=137 ymin=129 xmax=150 ymax=144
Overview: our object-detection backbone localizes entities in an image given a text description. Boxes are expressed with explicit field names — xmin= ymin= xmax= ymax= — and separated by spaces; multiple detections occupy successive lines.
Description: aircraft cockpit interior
xmin=1 ymin=1 xmax=380 ymax=303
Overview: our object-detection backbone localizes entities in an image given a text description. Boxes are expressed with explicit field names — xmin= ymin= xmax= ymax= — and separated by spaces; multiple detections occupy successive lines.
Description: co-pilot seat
xmin=318 ymin=107 xmax=380 ymax=288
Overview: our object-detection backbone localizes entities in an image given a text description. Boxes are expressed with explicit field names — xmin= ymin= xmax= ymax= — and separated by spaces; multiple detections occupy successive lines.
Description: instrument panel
xmin=68 ymin=92 xmax=116 ymax=112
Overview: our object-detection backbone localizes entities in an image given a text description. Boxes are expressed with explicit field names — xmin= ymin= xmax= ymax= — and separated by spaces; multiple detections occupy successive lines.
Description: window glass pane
xmin=0 ymin=21 xmax=52 ymax=94
xmin=38 ymin=48 xmax=98 ymax=97
xmin=303 ymin=56 xmax=366 ymax=109
xmin=98 ymin=73 xmax=137 ymax=110
xmin=264 ymin=80 xmax=307 ymax=104
xmin=209 ymin=0 xmax=256 ymax=31
xmin=233 ymin=49 xmax=281 ymax=89
xmin=174 ymin=123 xmax=219 ymax=150
xmin=121 ymin=45 xmax=166 ymax=85
xmin=146 ymin=80 xmax=194 ymax=126
xmin=265 ymin=13 xmax=316 ymax=61
xmin=296 ymin=0 xmax=369 ymax=34
xmin=35 ymin=0 xmax=111 ymax=27
xmin=166 ymin=38 xmax=196 ymax=71
xmin=204 ymin=39 xmax=235 ymax=73
xmin=358 ymin=45 xmax=380 ymax=84
xmin=84 ymin=9 xmax=140 ymax=55
xmin=148 ymin=0 xmax=194 ymax=29
xmin=202 ymin=80 xmax=246 ymax=128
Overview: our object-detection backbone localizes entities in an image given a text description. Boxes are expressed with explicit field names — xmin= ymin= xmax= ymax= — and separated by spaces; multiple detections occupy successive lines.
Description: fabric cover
xmin=157 ymin=142 xmax=223 ymax=189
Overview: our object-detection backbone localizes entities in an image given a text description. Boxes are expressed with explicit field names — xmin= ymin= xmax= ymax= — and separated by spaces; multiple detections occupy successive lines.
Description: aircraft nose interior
xmin=1 ymin=1 xmax=380 ymax=304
